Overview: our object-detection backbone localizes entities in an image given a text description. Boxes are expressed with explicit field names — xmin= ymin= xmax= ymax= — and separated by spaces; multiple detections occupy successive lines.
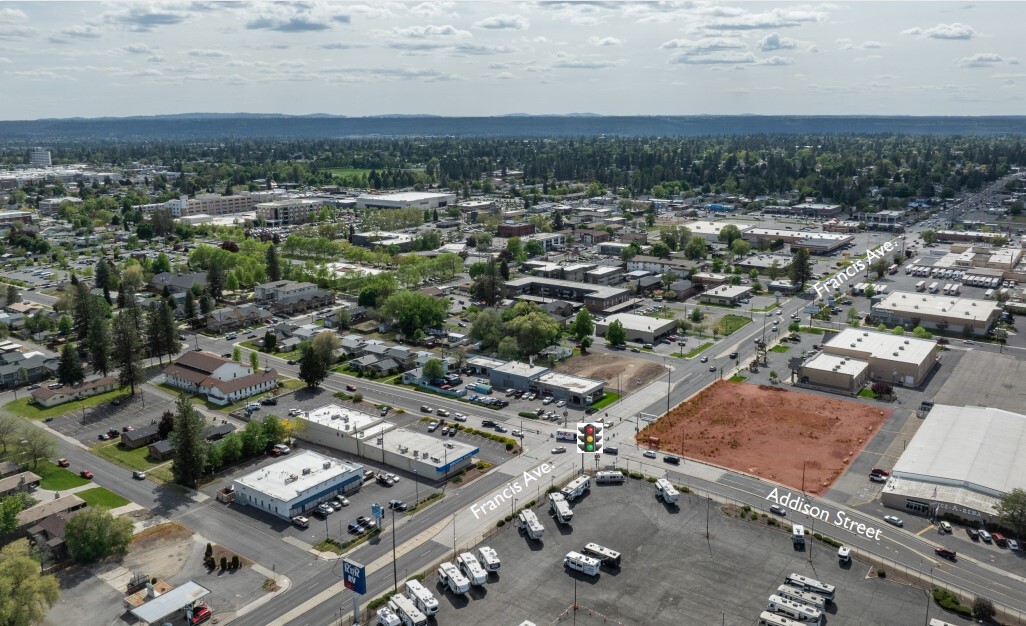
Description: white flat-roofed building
xmin=351 ymin=230 xmax=415 ymax=251
xmin=232 ymin=450 xmax=363 ymax=520
xmin=585 ymin=265 xmax=623 ymax=285
xmin=624 ymin=255 xmax=696 ymax=275
xmin=355 ymin=192 xmax=456 ymax=210
xmin=871 ymin=291 xmax=1001 ymax=337
xmin=523 ymin=232 xmax=566 ymax=252
xmin=798 ymin=353 xmax=870 ymax=395
xmin=699 ymin=284 xmax=751 ymax=305
xmin=686 ymin=221 xmax=753 ymax=243
xmin=489 ymin=361 xmax=549 ymax=390
xmin=295 ymin=404 xmax=478 ymax=479
xmin=38 ymin=196 xmax=82 ymax=216
xmin=881 ymin=405 xmax=1026 ymax=524
xmin=534 ymin=371 xmax=604 ymax=405
xmin=743 ymin=228 xmax=853 ymax=253
xmin=821 ymin=328 xmax=939 ymax=387
xmin=594 ymin=313 xmax=677 ymax=344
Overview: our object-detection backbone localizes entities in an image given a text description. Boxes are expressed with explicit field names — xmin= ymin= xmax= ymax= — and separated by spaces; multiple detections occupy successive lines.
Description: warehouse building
xmin=881 ymin=404 xmax=1026 ymax=525
xmin=687 ymin=221 xmax=752 ymax=243
xmin=871 ymin=291 xmax=1001 ymax=337
xmin=700 ymin=284 xmax=751 ymax=305
xmin=504 ymin=276 xmax=631 ymax=313
xmin=594 ymin=313 xmax=677 ymax=344
xmin=742 ymin=228 xmax=853 ymax=254
xmin=232 ymin=450 xmax=363 ymax=521
xmin=296 ymin=404 xmax=478 ymax=479
xmin=798 ymin=329 xmax=939 ymax=394
xmin=355 ymin=192 xmax=456 ymax=210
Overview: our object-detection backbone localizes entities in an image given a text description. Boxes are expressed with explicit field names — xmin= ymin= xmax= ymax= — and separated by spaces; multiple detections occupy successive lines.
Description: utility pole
xmin=391 ymin=506 xmax=398 ymax=593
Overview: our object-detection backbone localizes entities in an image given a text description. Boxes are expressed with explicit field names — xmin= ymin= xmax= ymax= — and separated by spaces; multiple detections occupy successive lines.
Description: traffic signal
xmin=577 ymin=422 xmax=603 ymax=454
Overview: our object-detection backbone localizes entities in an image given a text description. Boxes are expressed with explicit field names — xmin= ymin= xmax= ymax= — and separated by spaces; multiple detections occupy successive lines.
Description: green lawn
xmin=858 ymin=388 xmax=878 ymax=399
xmin=718 ymin=314 xmax=752 ymax=336
xmin=326 ymin=167 xmax=373 ymax=178
xmin=94 ymin=442 xmax=160 ymax=471
xmin=76 ymin=487 xmax=131 ymax=509
xmin=4 ymin=388 xmax=126 ymax=420
xmin=729 ymin=375 xmax=748 ymax=383
xmin=770 ymin=345 xmax=790 ymax=353
xmin=34 ymin=461 xmax=91 ymax=490
xmin=799 ymin=326 xmax=826 ymax=335
xmin=590 ymin=392 xmax=620 ymax=410
xmin=684 ymin=342 xmax=714 ymax=358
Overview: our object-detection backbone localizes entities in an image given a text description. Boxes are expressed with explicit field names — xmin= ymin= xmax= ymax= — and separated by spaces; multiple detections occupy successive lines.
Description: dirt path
xmin=555 ymin=353 xmax=667 ymax=394
xmin=639 ymin=381 xmax=891 ymax=494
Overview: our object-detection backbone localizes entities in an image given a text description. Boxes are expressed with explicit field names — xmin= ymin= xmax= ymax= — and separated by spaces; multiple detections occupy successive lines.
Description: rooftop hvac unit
xmin=412 ymin=450 xmax=418 ymax=458
xmin=331 ymin=414 xmax=340 ymax=420
xmin=893 ymin=352 xmax=899 ymax=357
xmin=376 ymin=437 xmax=383 ymax=444
xmin=430 ymin=456 xmax=441 ymax=463
xmin=863 ymin=332 xmax=869 ymax=336
xmin=857 ymin=337 xmax=862 ymax=342
xmin=899 ymin=346 xmax=904 ymax=350
xmin=850 ymin=343 xmax=856 ymax=347
xmin=302 ymin=468 xmax=311 ymax=475
xmin=323 ymin=461 xmax=331 ymax=469
xmin=422 ymin=452 xmax=429 ymax=459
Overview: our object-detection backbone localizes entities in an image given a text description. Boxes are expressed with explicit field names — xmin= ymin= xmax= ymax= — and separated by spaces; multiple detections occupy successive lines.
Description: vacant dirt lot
xmin=640 ymin=381 xmax=891 ymax=494
xmin=556 ymin=352 xmax=666 ymax=394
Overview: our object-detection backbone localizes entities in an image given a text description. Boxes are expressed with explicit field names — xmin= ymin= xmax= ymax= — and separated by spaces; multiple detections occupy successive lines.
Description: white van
xmin=563 ymin=551 xmax=601 ymax=577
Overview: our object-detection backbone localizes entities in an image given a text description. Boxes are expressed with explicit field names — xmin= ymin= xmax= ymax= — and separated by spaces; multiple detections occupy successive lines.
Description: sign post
xmin=342 ymin=558 xmax=366 ymax=624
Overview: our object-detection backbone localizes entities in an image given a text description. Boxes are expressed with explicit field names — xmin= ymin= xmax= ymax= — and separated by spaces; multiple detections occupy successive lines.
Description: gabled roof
xmin=30 ymin=375 xmax=116 ymax=402
xmin=172 ymin=351 xmax=233 ymax=375
xmin=205 ymin=369 xmax=278 ymax=395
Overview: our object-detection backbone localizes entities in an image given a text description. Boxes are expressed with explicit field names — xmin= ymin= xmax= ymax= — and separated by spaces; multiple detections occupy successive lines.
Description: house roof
xmin=17 ymin=495 xmax=85 ymax=527
xmin=122 ymin=423 xmax=160 ymax=443
xmin=172 ymin=351 xmax=233 ymax=375
xmin=0 ymin=471 xmax=41 ymax=493
xmin=205 ymin=369 xmax=278 ymax=395
xmin=30 ymin=375 xmax=116 ymax=402
xmin=370 ymin=358 xmax=400 ymax=371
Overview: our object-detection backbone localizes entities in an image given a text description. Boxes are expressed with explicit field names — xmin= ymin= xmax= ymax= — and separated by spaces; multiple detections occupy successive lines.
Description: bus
xmin=915 ymin=280 xmax=926 ymax=292
xmin=582 ymin=542 xmax=621 ymax=567
xmin=767 ymin=594 xmax=823 ymax=624
xmin=388 ymin=594 xmax=428 ymax=626
xmin=758 ymin=612 xmax=804 ymax=626
xmin=784 ymin=573 xmax=835 ymax=601
xmin=555 ymin=429 xmax=577 ymax=442
xmin=776 ymin=585 xmax=827 ymax=610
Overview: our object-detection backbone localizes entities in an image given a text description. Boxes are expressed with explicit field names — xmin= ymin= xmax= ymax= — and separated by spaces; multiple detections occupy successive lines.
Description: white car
xmin=643 ymin=450 xmax=657 ymax=459
xmin=883 ymin=515 xmax=904 ymax=527
xmin=555 ymin=400 xmax=566 ymax=408
xmin=436 ymin=409 xmax=450 ymax=417
xmin=427 ymin=421 xmax=440 ymax=432
xmin=542 ymin=397 xmax=553 ymax=405
xmin=453 ymin=413 xmax=467 ymax=422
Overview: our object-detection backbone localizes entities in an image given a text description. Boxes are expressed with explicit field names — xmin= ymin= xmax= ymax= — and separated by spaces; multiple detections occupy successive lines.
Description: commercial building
xmin=597 ymin=242 xmax=633 ymax=257
xmin=881 ymin=405 xmax=1026 ymax=525
xmin=355 ymin=192 xmax=456 ymax=210
xmin=584 ymin=266 xmax=623 ymax=286
xmin=295 ymin=404 xmax=478 ymax=479
xmin=161 ymin=351 xmax=278 ymax=406
xmin=871 ymin=291 xmax=1001 ymax=337
xmin=504 ymin=276 xmax=631 ymax=313
xmin=351 ymin=231 xmax=415 ymax=251
xmin=232 ymin=450 xmax=363 ymax=520
xmin=38 ymin=196 xmax=82 ymax=216
xmin=497 ymin=222 xmax=535 ymax=238
xmin=699 ymin=284 xmax=751 ymax=305
xmin=798 ymin=329 xmax=939 ymax=394
xmin=595 ymin=313 xmax=677 ymax=344
xmin=254 ymin=280 xmax=334 ymax=316
xmin=487 ymin=362 xmax=604 ymax=406
xmin=934 ymin=230 xmax=1005 ymax=245
xmin=624 ymin=256 xmax=697 ymax=275
xmin=255 ymin=197 xmax=325 ymax=225
xmin=743 ymin=228 xmax=853 ymax=254
xmin=687 ymin=221 xmax=752 ymax=243
xmin=165 ymin=191 xmax=283 ymax=218
xmin=30 ymin=375 xmax=117 ymax=408
xmin=29 ymin=148 xmax=51 ymax=168
xmin=793 ymin=203 xmax=843 ymax=217
xmin=0 ymin=210 xmax=34 ymax=227
xmin=523 ymin=232 xmax=566 ymax=252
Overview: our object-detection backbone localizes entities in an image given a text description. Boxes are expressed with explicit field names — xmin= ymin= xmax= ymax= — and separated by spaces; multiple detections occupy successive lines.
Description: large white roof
xmin=602 ymin=313 xmax=677 ymax=333
xmin=233 ymin=450 xmax=361 ymax=502
xmin=825 ymin=328 xmax=936 ymax=366
xmin=892 ymin=404 xmax=1026 ymax=498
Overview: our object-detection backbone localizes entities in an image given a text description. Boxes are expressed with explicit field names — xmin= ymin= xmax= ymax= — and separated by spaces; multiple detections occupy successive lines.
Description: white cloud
xmin=758 ymin=33 xmax=796 ymax=52
xmin=701 ymin=7 xmax=827 ymax=31
xmin=588 ymin=36 xmax=622 ymax=47
xmin=14 ymin=70 xmax=56 ymax=78
xmin=860 ymin=41 xmax=886 ymax=49
xmin=60 ymin=25 xmax=103 ymax=39
xmin=671 ymin=51 xmax=757 ymax=65
xmin=188 ymin=49 xmax=229 ymax=58
xmin=473 ymin=14 xmax=529 ymax=30
xmin=902 ymin=22 xmax=976 ymax=40
xmin=488 ymin=71 xmax=516 ymax=80
xmin=392 ymin=24 xmax=470 ymax=39
xmin=245 ymin=3 xmax=350 ymax=33
xmin=409 ymin=2 xmax=457 ymax=18
xmin=0 ymin=8 xmax=27 ymax=23
xmin=660 ymin=37 xmax=746 ymax=54
xmin=758 ymin=56 xmax=794 ymax=66
xmin=0 ymin=25 xmax=36 ymax=39
xmin=452 ymin=44 xmax=514 ymax=56
xmin=959 ymin=53 xmax=1018 ymax=68
xmin=552 ymin=59 xmax=619 ymax=70
xmin=0 ymin=57 xmax=11 ymax=64
xmin=322 ymin=42 xmax=371 ymax=50
xmin=124 ymin=44 xmax=152 ymax=55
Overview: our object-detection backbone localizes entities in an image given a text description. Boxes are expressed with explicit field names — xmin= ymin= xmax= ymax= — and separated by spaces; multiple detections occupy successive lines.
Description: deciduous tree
xmin=996 ymin=488 xmax=1026 ymax=539
xmin=604 ymin=319 xmax=626 ymax=346
xmin=64 ymin=507 xmax=134 ymax=564
xmin=0 ymin=539 xmax=60 ymax=624
xmin=423 ymin=358 xmax=445 ymax=380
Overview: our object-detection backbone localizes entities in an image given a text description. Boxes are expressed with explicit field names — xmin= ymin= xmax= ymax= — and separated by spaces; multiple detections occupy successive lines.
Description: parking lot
xmin=45 ymin=386 xmax=184 ymax=445
xmin=427 ymin=477 xmax=973 ymax=625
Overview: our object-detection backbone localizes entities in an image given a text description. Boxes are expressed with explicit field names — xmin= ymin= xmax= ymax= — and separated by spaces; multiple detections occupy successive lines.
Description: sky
xmin=0 ymin=1 xmax=1024 ymax=120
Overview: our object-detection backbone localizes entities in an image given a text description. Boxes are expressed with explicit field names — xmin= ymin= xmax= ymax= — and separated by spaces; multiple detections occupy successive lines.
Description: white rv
xmin=561 ymin=476 xmax=590 ymax=502
xmin=595 ymin=470 xmax=625 ymax=484
xmin=563 ymin=551 xmax=601 ymax=577
xmin=376 ymin=605 xmax=401 ymax=626
xmin=517 ymin=509 xmax=544 ymax=539
xmin=437 ymin=562 xmax=470 ymax=595
xmin=477 ymin=546 xmax=501 ymax=572
xmin=456 ymin=552 xmax=487 ymax=586
xmin=548 ymin=492 xmax=574 ymax=524
xmin=655 ymin=478 xmax=679 ymax=503
xmin=387 ymin=594 xmax=428 ymax=626
xmin=403 ymin=579 xmax=439 ymax=616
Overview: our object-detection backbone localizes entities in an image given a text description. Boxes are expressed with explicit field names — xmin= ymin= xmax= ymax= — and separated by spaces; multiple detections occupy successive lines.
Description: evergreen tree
xmin=789 ymin=247 xmax=814 ymax=289
xmin=5 ymin=284 xmax=19 ymax=306
xmin=183 ymin=290 xmax=197 ymax=321
xmin=87 ymin=315 xmax=112 ymax=376
xmin=169 ymin=394 xmax=208 ymax=487
xmin=199 ymin=294 xmax=213 ymax=316
xmin=146 ymin=302 xmax=164 ymax=363
xmin=111 ymin=309 xmax=144 ymax=395
xmin=72 ymin=283 xmax=93 ymax=341
xmin=95 ymin=259 xmax=111 ymax=304
xmin=206 ymin=258 xmax=226 ymax=299
xmin=57 ymin=343 xmax=85 ymax=387
xmin=266 ymin=245 xmax=282 ymax=282
xmin=159 ymin=301 xmax=181 ymax=360
xmin=298 ymin=342 xmax=328 ymax=388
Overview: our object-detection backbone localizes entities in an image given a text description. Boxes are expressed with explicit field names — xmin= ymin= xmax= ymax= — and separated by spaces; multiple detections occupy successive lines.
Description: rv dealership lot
xmin=440 ymin=477 xmax=972 ymax=626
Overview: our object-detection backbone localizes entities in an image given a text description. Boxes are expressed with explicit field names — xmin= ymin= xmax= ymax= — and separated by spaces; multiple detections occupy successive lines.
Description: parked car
xmin=883 ymin=515 xmax=904 ymax=527
xmin=261 ymin=397 xmax=278 ymax=405
xmin=330 ymin=496 xmax=349 ymax=509
xmin=870 ymin=467 xmax=891 ymax=476
xmin=286 ymin=360 xmax=296 ymax=365
xmin=80 ymin=470 xmax=93 ymax=479
xmin=440 ymin=426 xmax=450 ymax=436
xmin=481 ymin=419 xmax=496 ymax=427
xmin=348 ymin=521 xmax=368 ymax=534
xmin=316 ymin=503 xmax=334 ymax=516
xmin=189 ymin=606 xmax=212 ymax=625
xmin=292 ymin=516 xmax=309 ymax=529
xmin=770 ymin=505 xmax=787 ymax=516
xmin=966 ymin=527 xmax=980 ymax=540
xmin=979 ymin=529 xmax=993 ymax=543
xmin=57 ymin=458 xmax=70 ymax=467
xmin=939 ymin=521 xmax=952 ymax=533
xmin=663 ymin=455 xmax=681 ymax=465
xmin=273 ymin=444 xmax=290 ymax=455
xmin=1007 ymin=538 xmax=1020 ymax=551
xmin=377 ymin=474 xmax=395 ymax=487
xmin=427 ymin=421 xmax=439 ymax=432
xmin=555 ymin=400 xmax=566 ymax=408
xmin=388 ymin=499 xmax=408 ymax=511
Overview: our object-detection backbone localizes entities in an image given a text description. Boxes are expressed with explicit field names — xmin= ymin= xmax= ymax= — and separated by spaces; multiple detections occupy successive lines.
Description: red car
xmin=345 ymin=384 xmax=357 ymax=392
xmin=80 ymin=470 xmax=93 ymax=479
xmin=189 ymin=606 xmax=212 ymax=625
xmin=870 ymin=468 xmax=891 ymax=477
xmin=57 ymin=458 xmax=70 ymax=468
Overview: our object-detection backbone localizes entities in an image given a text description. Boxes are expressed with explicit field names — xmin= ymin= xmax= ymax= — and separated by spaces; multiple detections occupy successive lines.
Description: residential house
xmin=254 ymin=280 xmax=334 ymax=316
xmin=27 ymin=508 xmax=84 ymax=562
xmin=0 ymin=460 xmax=21 ymax=478
xmin=30 ymin=375 xmax=117 ymax=408
xmin=149 ymin=272 xmax=207 ymax=294
xmin=0 ymin=471 xmax=41 ymax=498
xmin=339 ymin=335 xmax=368 ymax=358
xmin=669 ymin=279 xmax=698 ymax=300
xmin=161 ymin=350 xmax=279 ymax=406
xmin=291 ymin=324 xmax=335 ymax=342
xmin=366 ymin=358 xmax=401 ymax=377
xmin=121 ymin=423 xmax=161 ymax=449
xmin=206 ymin=304 xmax=272 ymax=333
xmin=16 ymin=495 xmax=86 ymax=533
xmin=148 ymin=423 xmax=237 ymax=460
xmin=573 ymin=229 xmax=611 ymax=245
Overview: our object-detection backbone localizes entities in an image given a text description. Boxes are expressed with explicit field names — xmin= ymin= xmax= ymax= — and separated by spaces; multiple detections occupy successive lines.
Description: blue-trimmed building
xmin=232 ymin=450 xmax=363 ymax=520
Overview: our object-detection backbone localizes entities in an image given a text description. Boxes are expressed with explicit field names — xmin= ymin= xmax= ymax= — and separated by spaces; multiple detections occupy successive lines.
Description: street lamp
xmin=413 ymin=469 xmax=419 ymax=507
